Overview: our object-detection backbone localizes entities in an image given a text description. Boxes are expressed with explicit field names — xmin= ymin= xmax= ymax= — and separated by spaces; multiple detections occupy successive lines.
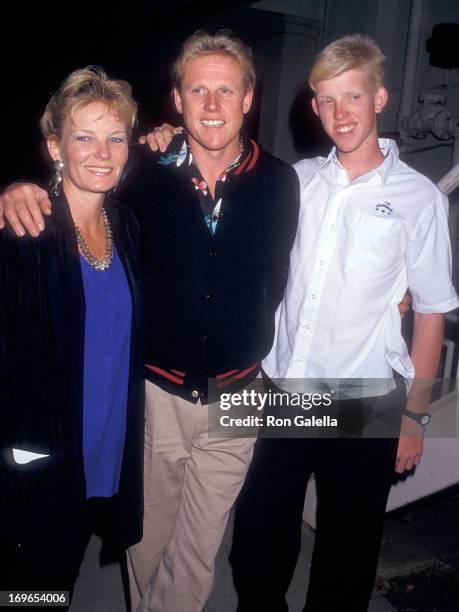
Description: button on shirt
xmin=263 ymin=139 xmax=459 ymax=397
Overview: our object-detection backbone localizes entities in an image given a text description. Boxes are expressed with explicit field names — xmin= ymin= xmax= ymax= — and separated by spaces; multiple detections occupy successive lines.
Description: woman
xmin=0 ymin=67 xmax=144 ymax=601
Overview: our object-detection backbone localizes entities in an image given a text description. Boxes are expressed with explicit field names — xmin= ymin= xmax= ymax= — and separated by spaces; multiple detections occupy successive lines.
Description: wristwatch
xmin=403 ymin=407 xmax=431 ymax=426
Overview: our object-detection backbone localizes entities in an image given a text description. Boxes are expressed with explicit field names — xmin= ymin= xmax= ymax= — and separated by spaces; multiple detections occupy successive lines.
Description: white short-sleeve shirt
xmin=263 ymin=139 xmax=459 ymax=397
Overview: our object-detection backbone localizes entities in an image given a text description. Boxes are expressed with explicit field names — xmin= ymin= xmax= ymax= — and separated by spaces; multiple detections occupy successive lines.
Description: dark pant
xmin=230 ymin=387 xmax=403 ymax=612
xmin=0 ymin=495 xmax=119 ymax=610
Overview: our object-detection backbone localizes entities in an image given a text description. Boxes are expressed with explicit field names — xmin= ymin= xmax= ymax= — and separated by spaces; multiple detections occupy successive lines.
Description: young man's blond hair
xmin=309 ymin=34 xmax=385 ymax=91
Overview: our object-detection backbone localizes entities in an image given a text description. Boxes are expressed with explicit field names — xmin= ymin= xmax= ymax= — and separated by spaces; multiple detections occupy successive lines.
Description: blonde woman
xmin=0 ymin=67 xmax=144 ymax=602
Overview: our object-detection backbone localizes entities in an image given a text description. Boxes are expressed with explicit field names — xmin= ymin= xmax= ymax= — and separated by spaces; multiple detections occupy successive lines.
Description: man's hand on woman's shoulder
xmin=0 ymin=182 xmax=52 ymax=237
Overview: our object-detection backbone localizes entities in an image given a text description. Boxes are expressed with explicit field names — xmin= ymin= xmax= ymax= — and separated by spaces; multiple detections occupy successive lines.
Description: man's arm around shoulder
xmin=0 ymin=182 xmax=51 ymax=237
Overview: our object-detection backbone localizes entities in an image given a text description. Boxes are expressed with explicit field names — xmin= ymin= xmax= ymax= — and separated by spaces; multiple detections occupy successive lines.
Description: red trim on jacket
xmin=145 ymin=362 xmax=259 ymax=388
xmin=234 ymin=140 xmax=260 ymax=176
xmin=145 ymin=364 xmax=184 ymax=385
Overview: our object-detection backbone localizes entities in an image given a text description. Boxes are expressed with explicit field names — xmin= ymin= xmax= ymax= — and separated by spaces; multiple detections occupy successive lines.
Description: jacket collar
xmin=157 ymin=131 xmax=260 ymax=176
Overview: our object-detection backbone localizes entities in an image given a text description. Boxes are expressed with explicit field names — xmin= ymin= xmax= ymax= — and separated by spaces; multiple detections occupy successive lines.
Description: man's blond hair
xmin=309 ymin=34 xmax=385 ymax=92
xmin=171 ymin=29 xmax=256 ymax=92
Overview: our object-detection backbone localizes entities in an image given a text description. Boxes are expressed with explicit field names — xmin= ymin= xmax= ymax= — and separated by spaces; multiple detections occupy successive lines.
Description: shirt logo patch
xmin=375 ymin=201 xmax=394 ymax=216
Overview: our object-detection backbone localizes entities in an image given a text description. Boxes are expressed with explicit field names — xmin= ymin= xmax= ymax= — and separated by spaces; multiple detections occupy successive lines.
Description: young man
xmin=229 ymin=35 xmax=459 ymax=612
xmin=0 ymin=32 xmax=299 ymax=612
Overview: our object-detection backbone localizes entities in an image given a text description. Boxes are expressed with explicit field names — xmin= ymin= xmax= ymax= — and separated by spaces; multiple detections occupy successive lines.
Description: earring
xmin=50 ymin=159 xmax=64 ymax=197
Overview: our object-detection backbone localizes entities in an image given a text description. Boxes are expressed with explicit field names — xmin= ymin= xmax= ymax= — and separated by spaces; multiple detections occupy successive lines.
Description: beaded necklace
xmin=75 ymin=208 xmax=114 ymax=271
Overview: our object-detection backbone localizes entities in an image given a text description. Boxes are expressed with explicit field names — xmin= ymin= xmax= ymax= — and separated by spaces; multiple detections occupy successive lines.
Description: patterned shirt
xmin=158 ymin=132 xmax=257 ymax=234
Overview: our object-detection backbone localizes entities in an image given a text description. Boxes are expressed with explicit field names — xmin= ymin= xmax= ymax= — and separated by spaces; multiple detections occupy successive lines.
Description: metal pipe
xmin=397 ymin=0 xmax=425 ymax=133
xmin=437 ymin=159 xmax=459 ymax=195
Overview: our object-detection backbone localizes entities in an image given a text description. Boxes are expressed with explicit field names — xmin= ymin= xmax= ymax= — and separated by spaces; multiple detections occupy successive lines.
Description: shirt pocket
xmin=343 ymin=211 xmax=403 ymax=274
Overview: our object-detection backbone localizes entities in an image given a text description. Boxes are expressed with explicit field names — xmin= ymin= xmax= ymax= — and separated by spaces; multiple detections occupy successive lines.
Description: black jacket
xmin=0 ymin=193 xmax=144 ymax=548
xmin=119 ymin=141 xmax=300 ymax=402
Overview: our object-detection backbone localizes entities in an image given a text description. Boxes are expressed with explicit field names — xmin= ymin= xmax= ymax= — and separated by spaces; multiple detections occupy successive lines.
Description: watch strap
xmin=403 ymin=407 xmax=431 ymax=426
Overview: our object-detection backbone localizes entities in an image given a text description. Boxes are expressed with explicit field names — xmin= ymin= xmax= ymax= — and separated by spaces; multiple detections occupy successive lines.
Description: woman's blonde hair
xmin=309 ymin=34 xmax=385 ymax=92
xmin=40 ymin=66 xmax=138 ymax=139
xmin=171 ymin=29 xmax=256 ymax=91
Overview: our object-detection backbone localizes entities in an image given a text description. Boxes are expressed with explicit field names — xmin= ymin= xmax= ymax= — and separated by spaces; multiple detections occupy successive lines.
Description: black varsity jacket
xmin=119 ymin=137 xmax=300 ymax=402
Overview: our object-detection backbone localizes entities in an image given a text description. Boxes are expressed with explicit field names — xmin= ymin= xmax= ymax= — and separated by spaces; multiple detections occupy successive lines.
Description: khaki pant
xmin=127 ymin=380 xmax=256 ymax=612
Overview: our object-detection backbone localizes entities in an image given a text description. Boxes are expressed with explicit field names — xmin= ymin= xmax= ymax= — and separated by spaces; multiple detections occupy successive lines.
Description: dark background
xmin=1 ymin=1 xmax=325 ymax=188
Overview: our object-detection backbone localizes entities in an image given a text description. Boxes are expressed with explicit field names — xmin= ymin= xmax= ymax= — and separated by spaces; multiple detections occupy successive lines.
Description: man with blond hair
xmin=230 ymin=34 xmax=458 ymax=611
xmin=0 ymin=30 xmax=299 ymax=612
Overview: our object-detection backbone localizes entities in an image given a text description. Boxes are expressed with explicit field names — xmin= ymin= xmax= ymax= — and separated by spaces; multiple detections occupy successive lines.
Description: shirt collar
xmin=318 ymin=138 xmax=399 ymax=185
xmin=159 ymin=131 xmax=259 ymax=177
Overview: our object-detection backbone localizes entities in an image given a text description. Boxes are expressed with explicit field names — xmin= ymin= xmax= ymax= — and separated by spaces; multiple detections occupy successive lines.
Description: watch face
xmin=421 ymin=414 xmax=430 ymax=426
